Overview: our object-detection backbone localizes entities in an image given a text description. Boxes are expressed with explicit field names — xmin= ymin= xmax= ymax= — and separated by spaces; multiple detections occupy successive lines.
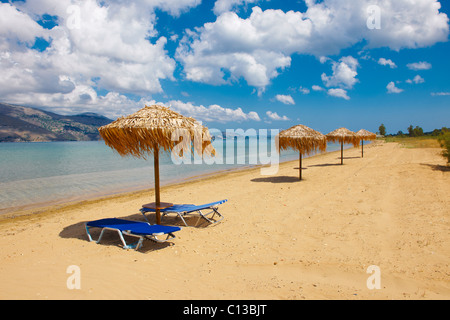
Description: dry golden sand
xmin=0 ymin=141 xmax=449 ymax=300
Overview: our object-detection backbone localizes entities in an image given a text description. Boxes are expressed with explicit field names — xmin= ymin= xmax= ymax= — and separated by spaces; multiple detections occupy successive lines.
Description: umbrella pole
xmin=154 ymin=145 xmax=161 ymax=225
xmin=341 ymin=141 xmax=344 ymax=165
xmin=299 ymin=152 xmax=302 ymax=181
xmin=362 ymin=140 xmax=364 ymax=158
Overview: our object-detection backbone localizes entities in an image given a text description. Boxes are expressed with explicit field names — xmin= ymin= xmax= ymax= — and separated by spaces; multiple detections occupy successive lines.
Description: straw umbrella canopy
xmin=98 ymin=105 xmax=215 ymax=224
xmin=278 ymin=124 xmax=327 ymax=180
xmin=326 ymin=128 xmax=360 ymax=165
xmin=356 ymin=129 xmax=376 ymax=158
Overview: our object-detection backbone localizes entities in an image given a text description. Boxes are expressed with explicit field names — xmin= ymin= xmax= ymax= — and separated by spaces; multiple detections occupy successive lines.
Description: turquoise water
xmin=0 ymin=139 xmax=346 ymax=213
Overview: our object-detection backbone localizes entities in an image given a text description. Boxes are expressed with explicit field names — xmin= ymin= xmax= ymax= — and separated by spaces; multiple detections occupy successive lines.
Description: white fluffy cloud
xmin=178 ymin=0 xmax=448 ymax=91
xmin=407 ymin=61 xmax=433 ymax=70
xmin=176 ymin=7 xmax=306 ymax=90
xmin=406 ymin=75 xmax=425 ymax=84
xmin=3 ymin=85 xmax=154 ymax=119
xmin=327 ymin=88 xmax=350 ymax=100
xmin=299 ymin=86 xmax=310 ymax=94
xmin=275 ymin=94 xmax=295 ymax=105
xmin=387 ymin=81 xmax=404 ymax=93
xmin=0 ymin=3 xmax=48 ymax=48
xmin=168 ymin=100 xmax=261 ymax=123
xmin=0 ymin=0 xmax=199 ymax=116
xmin=312 ymin=85 xmax=325 ymax=91
xmin=378 ymin=58 xmax=397 ymax=68
xmin=139 ymin=0 xmax=201 ymax=16
xmin=321 ymin=56 xmax=359 ymax=89
xmin=431 ymin=92 xmax=450 ymax=96
xmin=213 ymin=0 xmax=267 ymax=15
xmin=266 ymin=111 xmax=290 ymax=121
xmin=34 ymin=1 xmax=174 ymax=93
xmin=5 ymin=94 xmax=263 ymax=123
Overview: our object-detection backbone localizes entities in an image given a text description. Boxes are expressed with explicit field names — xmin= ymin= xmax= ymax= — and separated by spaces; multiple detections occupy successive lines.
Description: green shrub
xmin=378 ymin=124 xmax=386 ymax=136
xmin=438 ymin=132 xmax=450 ymax=164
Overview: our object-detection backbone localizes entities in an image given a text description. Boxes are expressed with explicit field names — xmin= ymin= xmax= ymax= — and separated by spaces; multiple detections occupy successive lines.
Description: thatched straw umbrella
xmin=326 ymin=128 xmax=360 ymax=165
xmin=98 ymin=105 xmax=215 ymax=224
xmin=356 ymin=129 xmax=376 ymax=158
xmin=278 ymin=124 xmax=327 ymax=180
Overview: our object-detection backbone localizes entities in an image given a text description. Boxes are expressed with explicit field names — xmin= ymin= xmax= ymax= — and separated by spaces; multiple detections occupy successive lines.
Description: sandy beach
xmin=0 ymin=141 xmax=449 ymax=300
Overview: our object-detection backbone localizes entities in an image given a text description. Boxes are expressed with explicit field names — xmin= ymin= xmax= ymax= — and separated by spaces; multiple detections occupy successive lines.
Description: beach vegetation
xmin=382 ymin=126 xmax=448 ymax=150
xmin=438 ymin=131 xmax=450 ymax=164
xmin=378 ymin=124 xmax=386 ymax=136
xmin=407 ymin=125 xmax=424 ymax=137
xmin=383 ymin=136 xmax=441 ymax=148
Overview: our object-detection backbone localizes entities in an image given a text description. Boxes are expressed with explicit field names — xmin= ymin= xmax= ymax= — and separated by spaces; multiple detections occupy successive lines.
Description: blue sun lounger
xmin=85 ymin=218 xmax=181 ymax=250
xmin=140 ymin=200 xmax=227 ymax=227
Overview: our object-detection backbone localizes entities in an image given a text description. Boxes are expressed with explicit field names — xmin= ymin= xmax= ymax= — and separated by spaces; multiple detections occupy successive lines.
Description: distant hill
xmin=0 ymin=103 xmax=113 ymax=142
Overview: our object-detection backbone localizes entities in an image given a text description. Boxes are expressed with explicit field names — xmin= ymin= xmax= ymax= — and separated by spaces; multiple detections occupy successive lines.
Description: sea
xmin=0 ymin=137 xmax=349 ymax=214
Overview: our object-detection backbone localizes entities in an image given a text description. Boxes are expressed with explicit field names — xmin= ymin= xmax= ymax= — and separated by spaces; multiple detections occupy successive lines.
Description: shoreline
xmin=0 ymin=145 xmax=347 ymax=221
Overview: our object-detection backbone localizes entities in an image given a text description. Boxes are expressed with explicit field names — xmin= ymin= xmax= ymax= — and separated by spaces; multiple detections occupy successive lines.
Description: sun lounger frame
xmin=85 ymin=219 xmax=179 ymax=250
xmin=140 ymin=200 xmax=227 ymax=227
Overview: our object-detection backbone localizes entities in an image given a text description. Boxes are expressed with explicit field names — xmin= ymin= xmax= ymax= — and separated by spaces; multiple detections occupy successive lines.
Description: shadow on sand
xmin=59 ymin=211 xmax=212 ymax=253
xmin=308 ymin=163 xmax=343 ymax=167
xmin=251 ymin=176 xmax=300 ymax=183
xmin=421 ymin=163 xmax=450 ymax=172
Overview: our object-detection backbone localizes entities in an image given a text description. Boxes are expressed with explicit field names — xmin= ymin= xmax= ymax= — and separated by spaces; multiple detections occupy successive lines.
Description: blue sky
xmin=0 ymin=0 xmax=449 ymax=134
